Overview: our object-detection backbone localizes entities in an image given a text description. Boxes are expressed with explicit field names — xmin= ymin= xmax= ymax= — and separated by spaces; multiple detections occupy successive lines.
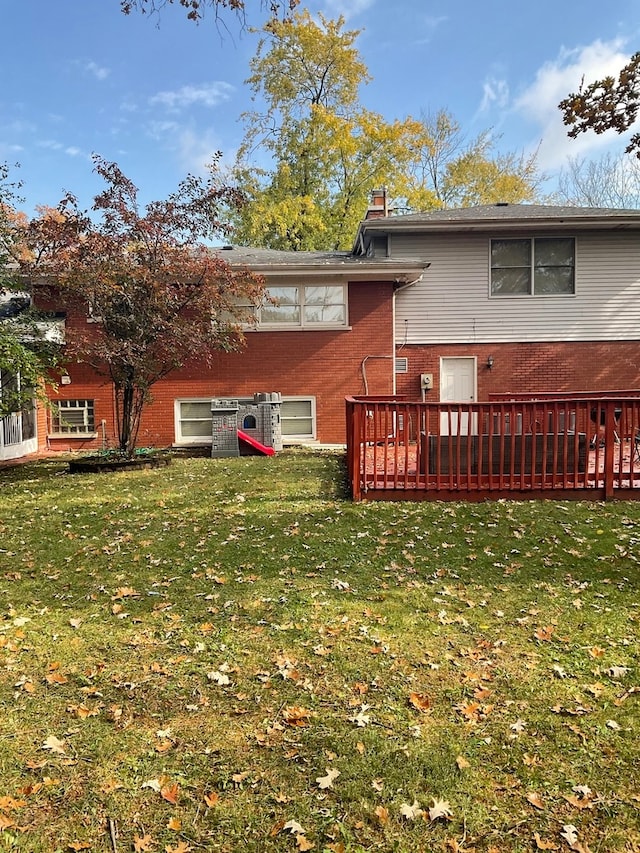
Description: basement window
xmin=49 ymin=399 xmax=95 ymax=434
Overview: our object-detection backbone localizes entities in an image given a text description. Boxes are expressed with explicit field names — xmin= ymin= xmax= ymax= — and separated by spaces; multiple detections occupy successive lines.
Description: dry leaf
xmin=282 ymin=706 xmax=312 ymax=727
xmin=428 ymin=798 xmax=452 ymax=821
xmin=561 ymin=825 xmax=579 ymax=846
xmin=456 ymin=755 xmax=470 ymax=770
xmin=165 ymin=842 xmax=191 ymax=853
xmin=526 ymin=792 xmax=545 ymax=810
xmin=349 ymin=706 xmax=371 ymax=727
xmin=68 ymin=843 xmax=92 ymax=851
xmin=167 ymin=816 xmax=181 ymax=831
xmin=112 ymin=586 xmax=139 ymax=599
xmin=42 ymin=735 xmax=66 ymax=755
xmin=400 ymin=800 xmax=424 ymax=821
xmin=0 ymin=797 xmax=26 ymax=811
xmin=316 ymin=768 xmax=340 ymax=790
xmin=534 ymin=833 xmax=559 ymax=850
xmin=409 ymin=692 xmax=431 ymax=712
xmin=374 ymin=805 xmax=389 ymax=825
xmin=296 ymin=835 xmax=314 ymax=851
xmin=133 ymin=835 xmax=154 ymax=852
xmin=204 ymin=791 xmax=219 ymax=808
xmin=282 ymin=820 xmax=305 ymax=835
xmin=161 ymin=782 xmax=179 ymax=805
xmin=0 ymin=814 xmax=16 ymax=831
xmin=534 ymin=625 xmax=555 ymax=641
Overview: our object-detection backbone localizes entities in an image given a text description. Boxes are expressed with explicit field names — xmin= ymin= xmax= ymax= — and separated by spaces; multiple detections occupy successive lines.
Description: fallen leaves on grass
xmin=428 ymin=798 xmax=452 ymax=821
xmin=526 ymin=791 xmax=545 ymax=810
xmin=374 ymin=805 xmax=389 ymax=825
xmin=133 ymin=834 xmax=154 ymax=852
xmin=316 ymin=768 xmax=340 ymax=789
xmin=534 ymin=833 xmax=559 ymax=850
xmin=41 ymin=735 xmax=66 ymax=755
xmin=400 ymin=800 xmax=424 ymax=821
xmin=282 ymin=706 xmax=312 ymax=727
xmin=408 ymin=692 xmax=431 ymax=712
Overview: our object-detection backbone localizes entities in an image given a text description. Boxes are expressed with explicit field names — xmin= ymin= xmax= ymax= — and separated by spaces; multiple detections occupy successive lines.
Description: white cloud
xmin=147 ymin=120 xmax=181 ymax=140
xmin=479 ymin=77 xmax=510 ymax=113
xmin=175 ymin=128 xmax=228 ymax=176
xmin=514 ymin=39 xmax=634 ymax=169
xmin=319 ymin=0 xmax=376 ymax=17
xmin=37 ymin=139 xmax=64 ymax=151
xmin=65 ymin=147 xmax=82 ymax=157
xmin=85 ymin=61 xmax=110 ymax=81
xmin=150 ymin=83 xmax=234 ymax=112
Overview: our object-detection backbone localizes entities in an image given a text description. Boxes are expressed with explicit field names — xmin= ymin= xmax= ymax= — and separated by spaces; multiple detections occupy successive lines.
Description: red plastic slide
xmin=237 ymin=429 xmax=276 ymax=456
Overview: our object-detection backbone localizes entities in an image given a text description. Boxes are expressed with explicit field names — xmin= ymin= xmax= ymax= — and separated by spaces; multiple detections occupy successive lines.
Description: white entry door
xmin=440 ymin=357 xmax=477 ymax=435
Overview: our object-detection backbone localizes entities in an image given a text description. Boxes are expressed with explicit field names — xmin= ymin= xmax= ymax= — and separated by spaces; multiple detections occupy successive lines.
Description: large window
xmin=261 ymin=285 xmax=347 ymax=328
xmin=49 ymin=399 xmax=95 ymax=434
xmin=490 ymin=238 xmax=575 ymax=296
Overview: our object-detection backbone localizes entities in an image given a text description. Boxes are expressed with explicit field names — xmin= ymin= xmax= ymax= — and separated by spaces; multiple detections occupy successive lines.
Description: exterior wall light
xmin=486 ymin=356 xmax=494 ymax=370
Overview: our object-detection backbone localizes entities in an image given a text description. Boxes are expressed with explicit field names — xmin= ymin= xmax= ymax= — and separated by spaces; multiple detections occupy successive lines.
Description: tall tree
xmin=554 ymin=152 xmax=640 ymax=208
xmin=559 ymin=52 xmax=640 ymax=157
xmin=400 ymin=111 xmax=542 ymax=212
xmin=21 ymin=156 xmax=264 ymax=456
xmin=229 ymin=13 xmax=543 ymax=251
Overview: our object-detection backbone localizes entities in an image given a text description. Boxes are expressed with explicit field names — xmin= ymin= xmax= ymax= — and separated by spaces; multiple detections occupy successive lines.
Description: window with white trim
xmin=490 ymin=237 xmax=575 ymax=296
xmin=175 ymin=400 xmax=214 ymax=443
xmin=281 ymin=397 xmax=316 ymax=440
xmin=49 ymin=399 xmax=95 ymax=434
xmin=261 ymin=285 xmax=347 ymax=328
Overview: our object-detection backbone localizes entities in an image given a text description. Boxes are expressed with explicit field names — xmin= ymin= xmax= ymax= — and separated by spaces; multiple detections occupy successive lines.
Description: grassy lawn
xmin=0 ymin=450 xmax=639 ymax=853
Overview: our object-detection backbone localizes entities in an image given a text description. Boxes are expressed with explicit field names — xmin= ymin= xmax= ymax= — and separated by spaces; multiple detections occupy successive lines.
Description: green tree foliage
xmin=229 ymin=12 xmax=543 ymax=251
xmin=559 ymin=52 xmax=640 ymax=157
xmin=400 ymin=112 xmax=542 ymax=212
xmin=21 ymin=156 xmax=264 ymax=456
xmin=1 ymin=164 xmax=60 ymax=419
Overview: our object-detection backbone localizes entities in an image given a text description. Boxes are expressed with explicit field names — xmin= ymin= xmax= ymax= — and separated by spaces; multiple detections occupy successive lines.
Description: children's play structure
xmin=211 ymin=393 xmax=282 ymax=458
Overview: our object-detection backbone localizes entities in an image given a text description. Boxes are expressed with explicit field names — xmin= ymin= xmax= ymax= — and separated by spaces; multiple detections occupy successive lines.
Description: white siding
xmin=393 ymin=230 xmax=640 ymax=343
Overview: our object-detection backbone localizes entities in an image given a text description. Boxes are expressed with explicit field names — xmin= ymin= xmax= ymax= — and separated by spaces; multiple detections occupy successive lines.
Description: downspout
xmin=360 ymin=355 xmax=393 ymax=396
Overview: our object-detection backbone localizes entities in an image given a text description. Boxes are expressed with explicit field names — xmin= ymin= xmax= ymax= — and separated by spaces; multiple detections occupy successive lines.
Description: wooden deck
xmin=346 ymin=395 xmax=640 ymax=501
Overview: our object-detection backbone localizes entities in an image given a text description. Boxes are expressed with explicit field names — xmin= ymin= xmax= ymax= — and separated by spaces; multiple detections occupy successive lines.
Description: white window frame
xmin=489 ymin=237 xmax=576 ymax=297
xmin=280 ymin=396 xmax=316 ymax=442
xmin=49 ymin=399 xmax=96 ymax=435
xmin=258 ymin=283 xmax=348 ymax=330
xmin=174 ymin=399 xmax=215 ymax=445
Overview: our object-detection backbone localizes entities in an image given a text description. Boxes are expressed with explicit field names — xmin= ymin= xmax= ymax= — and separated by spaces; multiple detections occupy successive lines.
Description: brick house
xmin=4 ymin=198 xmax=640 ymax=460
xmin=355 ymin=201 xmax=640 ymax=408
xmin=32 ymin=246 xmax=425 ymax=456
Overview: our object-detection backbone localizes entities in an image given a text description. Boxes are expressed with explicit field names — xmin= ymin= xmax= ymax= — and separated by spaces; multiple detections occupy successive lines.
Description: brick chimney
xmin=365 ymin=188 xmax=388 ymax=219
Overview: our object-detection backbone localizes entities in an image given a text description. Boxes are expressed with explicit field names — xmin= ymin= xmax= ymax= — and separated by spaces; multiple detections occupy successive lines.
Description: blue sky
xmin=2 ymin=0 xmax=640 ymax=216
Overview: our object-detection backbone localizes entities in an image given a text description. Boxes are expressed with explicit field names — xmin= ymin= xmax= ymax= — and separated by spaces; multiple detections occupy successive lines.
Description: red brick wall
xmin=43 ymin=281 xmax=395 ymax=450
xmin=394 ymin=341 xmax=640 ymax=401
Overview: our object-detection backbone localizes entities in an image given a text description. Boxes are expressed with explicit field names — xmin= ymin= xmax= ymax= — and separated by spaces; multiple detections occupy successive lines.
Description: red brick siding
xmin=394 ymin=341 xmax=640 ymax=400
xmin=43 ymin=281 xmax=395 ymax=450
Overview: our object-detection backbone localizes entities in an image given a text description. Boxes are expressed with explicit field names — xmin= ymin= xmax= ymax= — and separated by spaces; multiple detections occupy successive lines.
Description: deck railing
xmin=345 ymin=394 xmax=640 ymax=501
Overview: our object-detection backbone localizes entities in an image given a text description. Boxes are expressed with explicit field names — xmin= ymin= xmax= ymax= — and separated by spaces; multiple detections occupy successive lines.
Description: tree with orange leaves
xmin=22 ymin=155 xmax=264 ymax=456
